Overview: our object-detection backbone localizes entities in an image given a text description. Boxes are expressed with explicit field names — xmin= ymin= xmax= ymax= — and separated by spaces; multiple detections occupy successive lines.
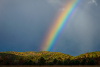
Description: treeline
xmin=0 ymin=51 xmax=100 ymax=65
xmin=0 ymin=56 xmax=100 ymax=65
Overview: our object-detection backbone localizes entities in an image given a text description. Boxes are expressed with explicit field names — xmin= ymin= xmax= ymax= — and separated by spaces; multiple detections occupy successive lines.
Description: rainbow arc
xmin=41 ymin=0 xmax=81 ymax=51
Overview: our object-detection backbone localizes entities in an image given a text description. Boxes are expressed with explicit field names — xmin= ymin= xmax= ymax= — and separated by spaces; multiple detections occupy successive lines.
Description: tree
xmin=0 ymin=56 xmax=3 ymax=64
xmin=74 ymin=60 xmax=80 ymax=65
xmin=64 ymin=59 xmax=69 ymax=65
xmin=38 ymin=57 xmax=46 ymax=65
xmin=27 ymin=60 xmax=33 ymax=65
xmin=69 ymin=60 xmax=74 ymax=65
xmin=53 ymin=58 xmax=58 ymax=65
xmin=57 ymin=60 xmax=63 ymax=65
xmin=88 ymin=59 xmax=96 ymax=65
xmin=64 ymin=59 xmax=71 ymax=65
xmin=19 ymin=58 xmax=24 ymax=65
xmin=24 ymin=60 xmax=35 ymax=65
xmin=81 ymin=58 xmax=86 ymax=65
xmin=48 ymin=62 xmax=53 ymax=65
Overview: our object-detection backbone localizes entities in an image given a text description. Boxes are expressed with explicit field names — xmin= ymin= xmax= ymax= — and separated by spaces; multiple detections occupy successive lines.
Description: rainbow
xmin=41 ymin=0 xmax=81 ymax=51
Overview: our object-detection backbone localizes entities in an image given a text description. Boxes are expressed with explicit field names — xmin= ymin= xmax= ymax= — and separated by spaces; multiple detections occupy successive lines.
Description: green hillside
xmin=0 ymin=51 xmax=100 ymax=65
xmin=75 ymin=51 xmax=100 ymax=58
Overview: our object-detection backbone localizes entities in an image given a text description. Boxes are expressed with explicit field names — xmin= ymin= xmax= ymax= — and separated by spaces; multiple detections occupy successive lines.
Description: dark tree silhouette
xmin=0 ymin=56 xmax=3 ymax=65
xmin=88 ymin=59 xmax=96 ymax=65
xmin=48 ymin=62 xmax=53 ymax=65
xmin=81 ymin=58 xmax=86 ymax=65
xmin=64 ymin=59 xmax=69 ymax=65
xmin=38 ymin=57 xmax=46 ymax=65
xmin=74 ymin=60 xmax=80 ymax=65
xmin=27 ymin=60 xmax=33 ymax=65
xmin=57 ymin=60 xmax=63 ymax=65
xmin=53 ymin=58 xmax=58 ymax=65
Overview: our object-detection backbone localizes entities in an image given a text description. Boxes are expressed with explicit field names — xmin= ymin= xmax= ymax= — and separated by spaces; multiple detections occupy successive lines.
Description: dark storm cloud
xmin=0 ymin=0 xmax=58 ymax=52
xmin=54 ymin=0 xmax=100 ymax=56
xmin=0 ymin=0 xmax=100 ymax=56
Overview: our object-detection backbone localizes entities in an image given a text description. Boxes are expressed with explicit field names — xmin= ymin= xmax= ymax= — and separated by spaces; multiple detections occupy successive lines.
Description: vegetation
xmin=0 ymin=51 xmax=100 ymax=65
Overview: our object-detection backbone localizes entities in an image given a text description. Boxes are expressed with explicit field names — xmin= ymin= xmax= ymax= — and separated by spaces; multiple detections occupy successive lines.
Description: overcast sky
xmin=0 ymin=0 xmax=100 ymax=56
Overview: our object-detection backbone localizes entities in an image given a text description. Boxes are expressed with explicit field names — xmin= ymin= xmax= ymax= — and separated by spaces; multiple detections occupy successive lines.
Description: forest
xmin=0 ymin=51 xmax=100 ymax=65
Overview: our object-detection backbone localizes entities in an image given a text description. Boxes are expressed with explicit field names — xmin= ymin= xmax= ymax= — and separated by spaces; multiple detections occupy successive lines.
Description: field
xmin=0 ymin=65 xmax=100 ymax=67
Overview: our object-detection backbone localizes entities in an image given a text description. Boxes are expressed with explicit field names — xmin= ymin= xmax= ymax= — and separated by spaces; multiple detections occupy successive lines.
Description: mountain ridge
xmin=0 ymin=51 xmax=100 ymax=65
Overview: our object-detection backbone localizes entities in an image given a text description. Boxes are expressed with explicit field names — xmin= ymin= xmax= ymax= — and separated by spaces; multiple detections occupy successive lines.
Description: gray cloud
xmin=0 ymin=0 xmax=100 ymax=56
xmin=88 ymin=0 xmax=97 ymax=6
xmin=52 ymin=0 xmax=100 ymax=56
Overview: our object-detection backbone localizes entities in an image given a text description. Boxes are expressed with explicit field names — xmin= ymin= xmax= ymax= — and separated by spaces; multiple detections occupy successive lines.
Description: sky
xmin=0 ymin=0 xmax=100 ymax=56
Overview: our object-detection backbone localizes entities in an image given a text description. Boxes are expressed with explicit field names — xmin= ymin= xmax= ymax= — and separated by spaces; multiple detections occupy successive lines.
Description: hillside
xmin=0 ymin=51 xmax=100 ymax=65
